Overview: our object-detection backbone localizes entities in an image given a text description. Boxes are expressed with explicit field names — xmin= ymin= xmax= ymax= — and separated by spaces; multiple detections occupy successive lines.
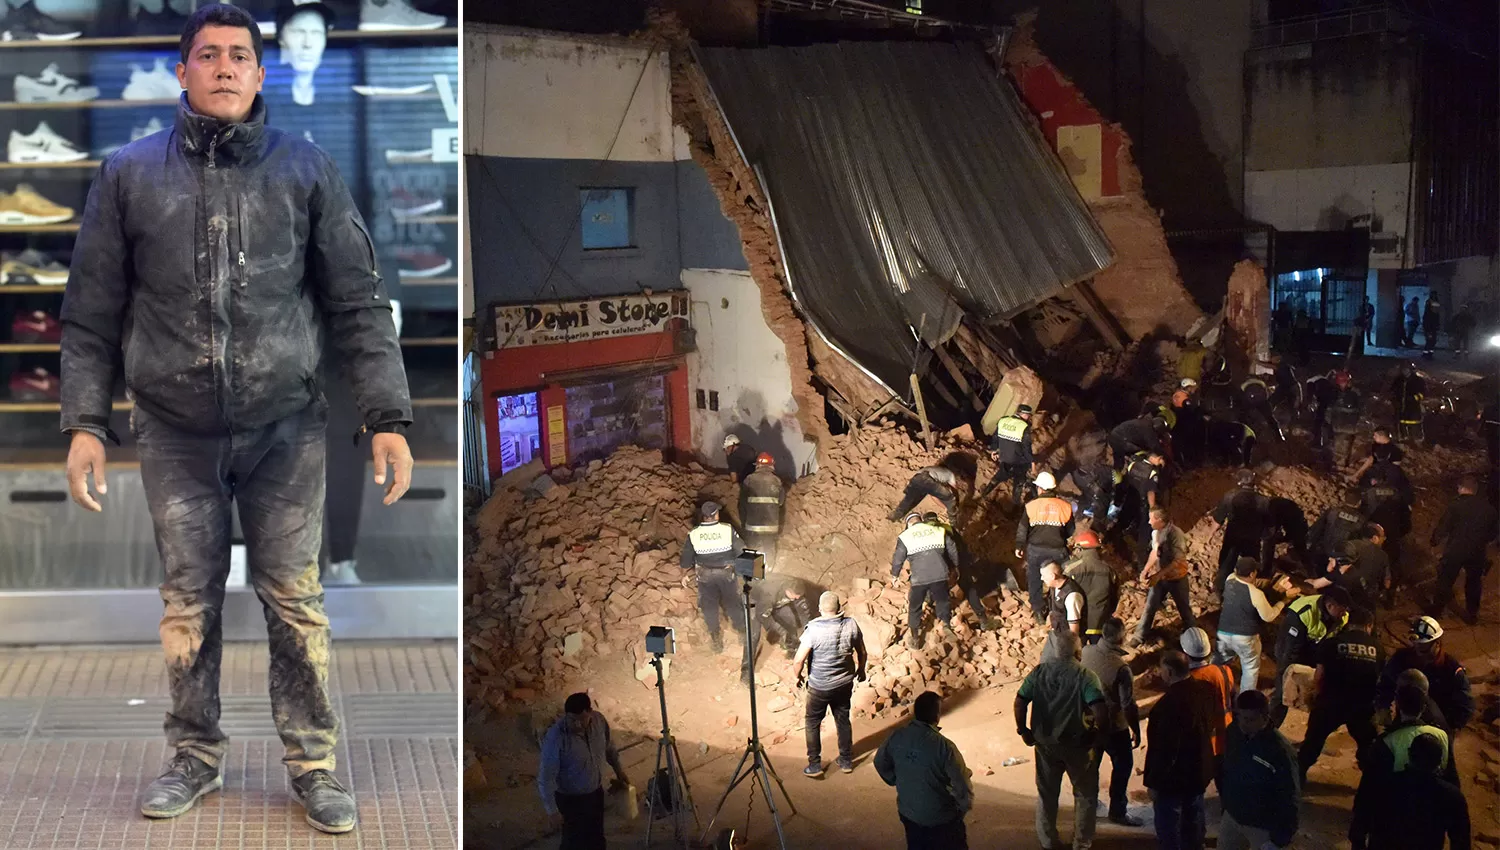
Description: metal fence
xmin=461 ymin=352 xmax=490 ymax=501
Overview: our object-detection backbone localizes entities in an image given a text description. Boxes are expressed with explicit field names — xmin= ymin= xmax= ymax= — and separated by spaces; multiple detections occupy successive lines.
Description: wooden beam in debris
xmin=1068 ymin=281 xmax=1130 ymax=351
xmin=933 ymin=342 xmax=986 ymax=412
xmin=909 ymin=373 xmax=935 ymax=451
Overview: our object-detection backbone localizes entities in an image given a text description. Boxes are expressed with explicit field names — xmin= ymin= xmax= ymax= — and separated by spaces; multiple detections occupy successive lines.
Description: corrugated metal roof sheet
xmin=697 ymin=40 xmax=1115 ymax=394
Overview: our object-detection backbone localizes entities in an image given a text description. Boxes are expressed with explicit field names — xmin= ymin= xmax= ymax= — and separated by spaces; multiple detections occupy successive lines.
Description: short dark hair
xmin=1234 ymin=556 xmax=1258 ymax=577
xmin=1320 ymin=586 xmax=1351 ymax=611
xmin=913 ymin=691 xmax=941 ymax=724
xmin=1408 ymin=733 xmax=1444 ymax=773
xmin=1235 ymin=689 xmax=1270 ymax=713
xmin=180 ymin=3 xmax=264 ymax=66
xmin=1101 ymin=617 xmax=1125 ymax=642
xmin=1159 ymin=650 xmax=1190 ymax=680
xmin=1347 ymin=607 xmax=1373 ymax=629
xmin=564 ymin=692 xmax=592 ymax=714
xmin=1458 ymin=474 xmax=1479 ymax=493
xmin=1395 ymin=684 xmax=1425 ymax=718
xmin=1342 ymin=489 xmax=1362 ymax=507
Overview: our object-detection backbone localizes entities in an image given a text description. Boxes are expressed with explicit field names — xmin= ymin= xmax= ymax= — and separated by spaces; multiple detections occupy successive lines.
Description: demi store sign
xmin=494 ymin=291 xmax=689 ymax=348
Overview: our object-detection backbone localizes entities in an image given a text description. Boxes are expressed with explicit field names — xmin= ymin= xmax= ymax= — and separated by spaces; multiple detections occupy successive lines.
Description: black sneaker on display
xmin=1 ymin=1 xmax=83 ymax=41
xmin=131 ymin=5 xmax=188 ymax=36
xmin=140 ymin=753 xmax=222 ymax=819
xmin=291 ymin=770 xmax=358 ymax=834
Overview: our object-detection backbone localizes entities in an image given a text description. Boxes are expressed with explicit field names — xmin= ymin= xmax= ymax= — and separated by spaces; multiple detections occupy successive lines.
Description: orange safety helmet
xmin=755 ymin=452 xmax=774 ymax=466
xmin=1073 ymin=530 xmax=1101 ymax=549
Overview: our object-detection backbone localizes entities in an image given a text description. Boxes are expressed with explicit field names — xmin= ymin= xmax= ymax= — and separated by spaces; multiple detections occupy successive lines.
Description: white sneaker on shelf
xmin=384 ymin=147 xmax=433 ymax=164
xmin=98 ymin=117 xmax=167 ymax=157
xmin=7 ymin=121 xmax=88 ymax=163
xmin=358 ymin=0 xmax=445 ymax=31
xmin=13 ymin=64 xmax=99 ymax=103
xmin=352 ymin=83 xmax=432 ymax=97
xmin=121 ymin=58 xmax=179 ymax=101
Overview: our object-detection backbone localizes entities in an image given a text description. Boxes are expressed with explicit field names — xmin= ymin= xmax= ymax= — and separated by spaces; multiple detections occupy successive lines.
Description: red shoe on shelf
xmin=9 ymin=366 xmax=59 ymax=401
xmin=396 ymin=249 xmax=451 ymax=278
xmin=11 ymin=309 xmax=60 ymax=343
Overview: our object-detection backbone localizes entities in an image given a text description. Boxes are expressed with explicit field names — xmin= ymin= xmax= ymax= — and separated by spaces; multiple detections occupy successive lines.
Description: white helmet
xmin=723 ymin=434 xmax=740 ymax=449
xmin=1034 ymin=471 xmax=1057 ymax=491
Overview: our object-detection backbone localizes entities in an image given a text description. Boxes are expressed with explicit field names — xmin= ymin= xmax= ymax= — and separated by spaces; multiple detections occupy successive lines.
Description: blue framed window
xmin=580 ymin=188 xmax=634 ymax=250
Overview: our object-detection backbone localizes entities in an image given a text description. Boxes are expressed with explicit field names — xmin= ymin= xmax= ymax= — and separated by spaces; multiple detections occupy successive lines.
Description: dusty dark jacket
xmin=1220 ymin=722 xmax=1301 ymax=846
xmin=1144 ymin=677 xmax=1219 ymax=796
xmin=60 ymin=94 xmax=410 ymax=440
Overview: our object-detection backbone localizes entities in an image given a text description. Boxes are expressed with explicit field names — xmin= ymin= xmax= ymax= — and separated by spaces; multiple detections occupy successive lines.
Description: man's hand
xmin=1018 ymin=727 xmax=1035 ymax=747
xmin=681 ymin=573 xmax=697 ymax=590
xmin=856 ymin=667 xmax=867 ymax=683
xmin=65 ymin=431 xmax=107 ymax=512
xmin=1130 ymin=728 xmax=1141 ymax=749
xmin=371 ymin=432 xmax=414 ymax=505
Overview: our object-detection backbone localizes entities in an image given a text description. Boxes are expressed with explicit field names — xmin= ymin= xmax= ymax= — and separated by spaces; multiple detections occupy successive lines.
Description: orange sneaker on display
xmin=0 ymin=184 xmax=74 ymax=225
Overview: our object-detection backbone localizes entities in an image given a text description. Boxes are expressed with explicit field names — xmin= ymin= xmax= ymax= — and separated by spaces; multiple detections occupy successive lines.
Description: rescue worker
xmin=738 ymin=452 xmax=784 ymax=571
xmin=1210 ymin=470 xmax=1269 ymax=596
xmin=1204 ymin=414 xmax=1258 ymax=468
xmin=1374 ymin=617 xmax=1474 ymax=747
xmin=1063 ymin=530 xmax=1118 ymax=644
xmin=753 ymin=572 xmax=815 ymax=660
xmin=1350 ymin=427 xmax=1404 ymax=485
xmin=1014 ymin=471 xmax=1075 ymax=624
xmin=1392 ymin=363 xmax=1426 ymax=443
xmin=981 ymin=403 xmax=1035 ymax=506
xmin=1297 ymin=606 xmax=1382 ymax=780
xmin=1238 ymin=371 xmax=1283 ymax=441
xmin=1426 ymin=474 xmax=1499 ymax=625
xmin=1182 ymin=626 xmax=1237 ymax=757
xmin=1304 ymin=369 xmax=1337 ymax=444
xmin=1350 ymin=730 xmax=1470 ymax=850
xmin=679 ymin=501 xmax=751 ymax=679
xmin=1076 ymin=459 xmax=1121 ymax=533
xmin=722 ymin=433 xmax=759 ymax=483
xmin=1358 ymin=685 xmax=1455 ymax=785
xmin=1130 ymin=508 xmax=1197 ymax=645
xmin=1124 ymin=452 xmax=1166 ymax=559
xmin=1309 ymin=490 xmax=1367 ymax=571
xmin=1361 ymin=469 xmax=1410 ymax=606
xmin=1108 ymin=413 xmax=1167 ymax=471
xmin=892 ymin=512 xmax=959 ymax=649
xmin=1311 ymin=525 xmax=1388 ymax=625
xmin=1216 ymin=557 xmax=1287 ymax=695
xmin=930 ymin=512 xmax=996 ymax=631
xmin=1170 ymin=381 xmax=1206 ymax=469
xmin=1264 ymin=497 xmax=1309 ymax=575
xmin=888 ymin=464 xmax=960 ymax=521
xmin=1269 ymin=587 xmax=1351 ymax=730
xmin=1326 ymin=371 xmax=1362 ymax=471
xmin=1081 ymin=618 xmax=1143 ymax=827
xmin=1040 ymin=561 xmax=1088 ymax=637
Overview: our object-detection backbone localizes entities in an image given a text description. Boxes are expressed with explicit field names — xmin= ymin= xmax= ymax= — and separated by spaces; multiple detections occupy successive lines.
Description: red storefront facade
xmin=481 ymin=291 xmax=694 ymax=481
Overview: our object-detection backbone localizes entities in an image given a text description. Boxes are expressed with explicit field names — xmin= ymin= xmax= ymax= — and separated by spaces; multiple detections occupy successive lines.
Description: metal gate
xmin=462 ymin=352 xmax=490 ymax=500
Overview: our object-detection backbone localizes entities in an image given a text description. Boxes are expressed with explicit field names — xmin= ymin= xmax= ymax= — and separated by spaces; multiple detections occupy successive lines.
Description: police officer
xmin=981 ymin=403 xmax=1036 ymax=506
xmin=892 ymin=512 xmax=960 ymax=649
xmin=1361 ymin=469 xmax=1410 ymax=606
xmin=1238 ymin=371 xmax=1283 ymax=441
xmin=739 ymin=452 xmax=784 ymax=572
xmin=1015 ymin=471 xmax=1075 ymax=624
xmin=1269 ymin=587 xmax=1351 ymax=730
xmin=1108 ymin=414 xmax=1167 ymax=471
xmin=1297 ymin=606 xmax=1383 ymax=780
xmin=1426 ymin=474 xmax=1499 ymax=625
xmin=1312 ymin=525 xmax=1388 ymax=626
xmin=1063 ymin=530 xmax=1118 ymax=644
xmin=930 ymin=512 xmax=996 ymax=631
xmin=1124 ymin=452 xmax=1166 ymax=560
xmin=680 ymin=501 xmax=750 ymax=676
xmin=1309 ymin=490 xmax=1367 ymax=570
xmin=1210 ymin=470 xmax=1269 ymax=596
xmin=1204 ymin=414 xmax=1257 ymax=468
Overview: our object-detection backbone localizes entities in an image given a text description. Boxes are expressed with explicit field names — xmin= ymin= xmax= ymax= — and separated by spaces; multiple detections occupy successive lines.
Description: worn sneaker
xmin=14 ymin=63 xmax=99 ymax=102
xmin=121 ymin=57 xmax=180 ymax=101
xmin=0 ymin=184 xmax=74 ymax=225
xmin=802 ymin=762 xmax=824 ymax=778
xmin=11 ymin=309 xmax=60 ymax=343
xmin=905 ymin=631 xmax=921 ymax=650
xmin=836 ymin=757 xmax=854 ymax=774
xmin=140 ymin=753 xmax=222 ymax=819
xmin=323 ymin=559 xmax=362 ymax=585
xmin=291 ymin=770 xmax=357 ymax=834
xmin=358 ymin=0 xmax=445 ymax=31
xmin=1108 ymin=812 xmax=1144 ymax=827
xmin=1 ymin=1 xmax=83 ymax=41
xmin=396 ymin=249 xmax=451 ymax=278
xmin=1 ymin=249 xmax=69 ymax=285
xmin=7 ymin=121 xmax=87 ymax=163
xmin=709 ymin=633 xmax=724 ymax=654
xmin=9 ymin=366 xmax=59 ymax=401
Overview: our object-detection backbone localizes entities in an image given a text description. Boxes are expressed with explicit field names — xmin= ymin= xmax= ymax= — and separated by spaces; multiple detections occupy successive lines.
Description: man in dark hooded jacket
xmin=59 ymin=5 xmax=412 ymax=834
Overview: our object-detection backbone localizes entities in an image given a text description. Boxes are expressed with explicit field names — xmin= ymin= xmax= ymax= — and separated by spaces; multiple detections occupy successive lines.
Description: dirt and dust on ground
xmin=463 ymin=346 xmax=1500 ymax=849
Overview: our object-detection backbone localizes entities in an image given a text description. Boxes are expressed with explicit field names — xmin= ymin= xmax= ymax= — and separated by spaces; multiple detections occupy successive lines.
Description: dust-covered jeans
xmin=133 ymin=400 xmax=338 ymax=778
xmin=1216 ymin=632 xmax=1262 ymax=695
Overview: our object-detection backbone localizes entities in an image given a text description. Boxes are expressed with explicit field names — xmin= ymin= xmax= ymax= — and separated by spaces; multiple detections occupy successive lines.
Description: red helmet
xmin=1333 ymin=370 xmax=1352 ymax=389
xmin=1073 ymin=530 xmax=1101 ymax=549
xmin=755 ymin=452 xmax=774 ymax=466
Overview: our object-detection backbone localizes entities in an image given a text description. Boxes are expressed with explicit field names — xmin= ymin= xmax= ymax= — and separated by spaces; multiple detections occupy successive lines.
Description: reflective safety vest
xmin=897 ymin=522 xmax=948 ymax=554
xmin=1381 ymin=722 xmax=1451 ymax=772
xmin=688 ymin=522 xmax=736 ymax=568
xmin=1288 ymin=595 xmax=1346 ymax=643
xmin=995 ymin=416 xmax=1028 ymax=443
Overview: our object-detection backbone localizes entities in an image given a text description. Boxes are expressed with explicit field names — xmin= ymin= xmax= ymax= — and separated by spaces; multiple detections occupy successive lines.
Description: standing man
xmin=888 ymin=464 xmax=960 ymax=521
xmin=60 ymin=4 xmax=414 ymax=832
xmin=1216 ymin=557 xmax=1287 ymax=695
xmin=1426 ymin=475 xmax=1498 ymax=624
xmin=1325 ymin=371 xmax=1362 ymax=471
xmin=1450 ymin=303 xmax=1476 ymax=358
xmin=1014 ymin=630 xmax=1109 ymax=850
xmin=1181 ymin=627 xmax=1236 ymax=757
xmin=1309 ymin=490 xmax=1367 ymax=570
xmin=1361 ymin=469 xmax=1411 ymax=606
xmin=1125 ymin=452 xmax=1167 ymax=558
xmin=1297 ymin=606 xmax=1382 ymax=780
xmin=791 ymin=591 xmax=866 ymax=778
xmin=1421 ymin=295 xmax=1441 ymax=356
xmin=680 ymin=501 xmax=751 ymax=680
xmin=892 ymin=512 xmax=958 ymax=649
xmin=1375 ymin=617 xmax=1474 ymax=743
xmin=1063 ymin=529 xmax=1119 ymax=644
xmin=1404 ymin=296 xmax=1421 ymax=348
xmin=1015 ymin=471 xmax=1075 ymax=624
xmin=537 ymin=693 xmax=631 ymax=850
xmin=1082 ymin=617 xmax=1144 ymax=827
xmin=1269 ymin=588 xmax=1351 ymax=730
xmin=1144 ymin=650 xmax=1220 ymax=850
xmin=1351 ymin=732 xmax=1470 ymax=850
xmin=1040 ymin=561 xmax=1088 ymax=637
xmin=1217 ymin=691 xmax=1300 ymax=850
xmin=1130 ymin=509 xmax=1197 ymax=646
xmin=874 ymin=691 xmax=974 ymax=849
xmin=982 ymin=402 xmax=1035 ymax=506
xmin=738 ymin=452 xmax=784 ymax=572
xmin=1318 ymin=524 xmax=1390 ymax=623
xmin=1210 ymin=470 xmax=1269 ymax=596
xmin=1358 ymin=296 xmax=1376 ymax=347
xmin=1392 ymin=362 xmax=1426 ymax=443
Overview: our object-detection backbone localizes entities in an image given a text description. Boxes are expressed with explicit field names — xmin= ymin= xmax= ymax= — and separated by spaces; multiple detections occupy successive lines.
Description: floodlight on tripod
xmin=642 ymin=625 xmax=698 ymax=849
xmin=702 ymin=550 xmax=796 ymax=850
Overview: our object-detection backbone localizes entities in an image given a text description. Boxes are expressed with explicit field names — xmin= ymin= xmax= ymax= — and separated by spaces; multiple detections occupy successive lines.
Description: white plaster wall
xmin=1246 ymin=163 xmax=1412 ymax=266
xmin=1447 ymin=255 xmax=1500 ymax=311
xmin=464 ymin=26 xmax=674 ymax=162
xmin=683 ymin=269 xmax=817 ymax=478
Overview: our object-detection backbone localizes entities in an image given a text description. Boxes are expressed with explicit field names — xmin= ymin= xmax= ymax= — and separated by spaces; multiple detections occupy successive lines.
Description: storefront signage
xmin=547 ymin=406 xmax=567 ymax=466
xmin=494 ymin=291 xmax=689 ymax=348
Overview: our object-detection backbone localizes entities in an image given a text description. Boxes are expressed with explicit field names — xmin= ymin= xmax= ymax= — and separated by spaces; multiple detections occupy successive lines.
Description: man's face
xmin=1149 ymin=513 xmax=1166 ymax=531
xmin=281 ymin=11 xmax=328 ymax=74
xmin=1415 ymin=639 xmax=1437 ymax=658
xmin=176 ymin=24 xmax=265 ymax=123
xmin=1374 ymin=432 xmax=1390 ymax=445
xmin=1236 ymin=708 xmax=1268 ymax=736
xmin=1326 ymin=601 xmax=1347 ymax=621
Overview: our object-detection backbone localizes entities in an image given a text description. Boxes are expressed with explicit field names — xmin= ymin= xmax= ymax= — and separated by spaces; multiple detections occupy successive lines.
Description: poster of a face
xmin=277 ymin=2 xmax=333 ymax=105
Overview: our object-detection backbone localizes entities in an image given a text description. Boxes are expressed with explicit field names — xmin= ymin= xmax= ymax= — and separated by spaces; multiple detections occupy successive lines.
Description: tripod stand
xmin=643 ymin=653 xmax=698 ymax=849
xmin=702 ymin=575 xmax=796 ymax=849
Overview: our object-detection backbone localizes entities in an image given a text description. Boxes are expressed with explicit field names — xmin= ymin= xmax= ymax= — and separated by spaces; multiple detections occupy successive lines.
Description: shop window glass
xmin=580 ymin=187 xmax=633 ymax=250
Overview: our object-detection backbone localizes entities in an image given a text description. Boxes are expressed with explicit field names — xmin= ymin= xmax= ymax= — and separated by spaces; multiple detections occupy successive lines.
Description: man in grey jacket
xmin=58 ymin=4 xmax=413 ymax=834
xmin=874 ymin=691 xmax=974 ymax=849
